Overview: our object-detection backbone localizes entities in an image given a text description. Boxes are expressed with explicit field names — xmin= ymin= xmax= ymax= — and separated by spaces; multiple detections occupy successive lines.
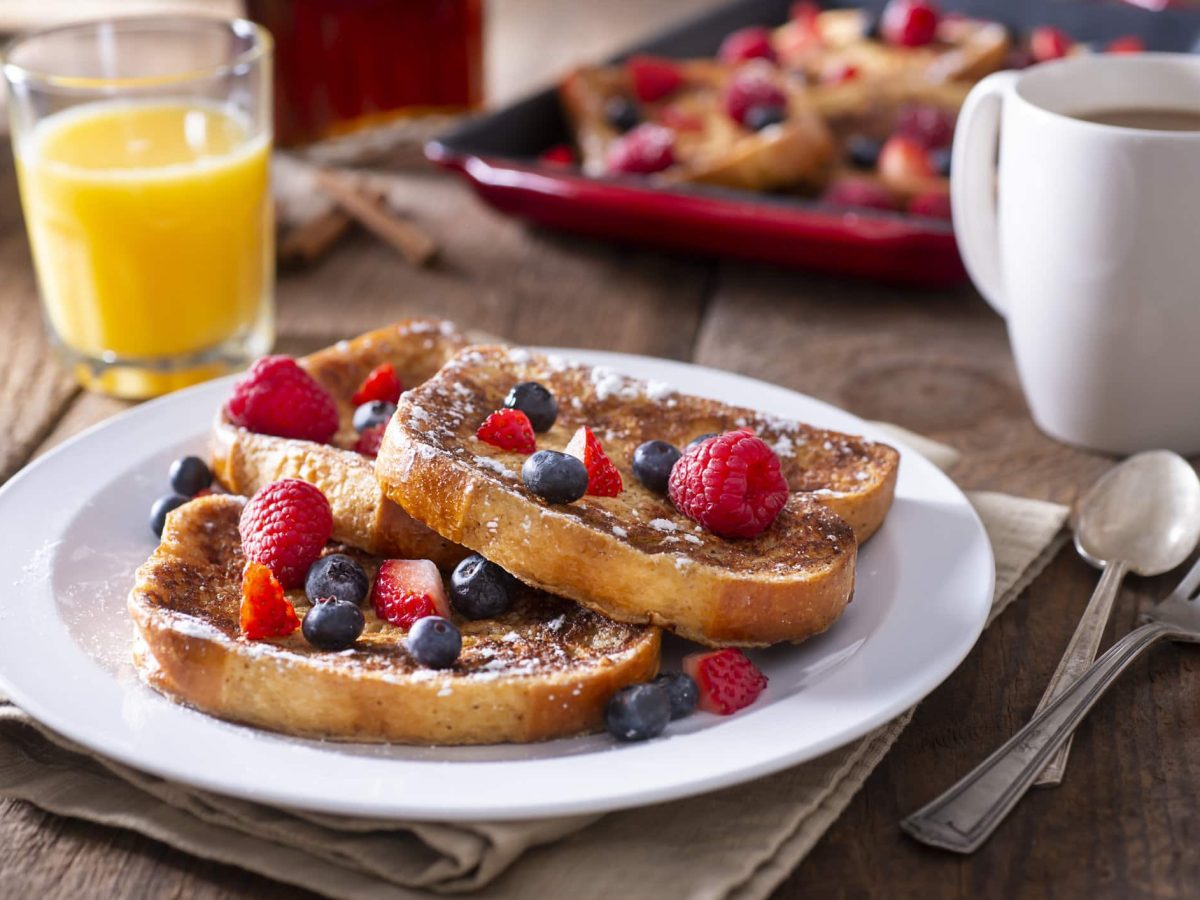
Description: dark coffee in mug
xmin=1073 ymin=107 xmax=1200 ymax=131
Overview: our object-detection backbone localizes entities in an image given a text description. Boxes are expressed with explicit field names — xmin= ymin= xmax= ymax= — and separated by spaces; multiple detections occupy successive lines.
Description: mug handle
xmin=950 ymin=70 xmax=1020 ymax=316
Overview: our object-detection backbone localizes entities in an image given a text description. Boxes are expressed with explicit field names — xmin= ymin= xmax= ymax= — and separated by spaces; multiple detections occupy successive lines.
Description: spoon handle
xmin=1031 ymin=557 xmax=1130 ymax=786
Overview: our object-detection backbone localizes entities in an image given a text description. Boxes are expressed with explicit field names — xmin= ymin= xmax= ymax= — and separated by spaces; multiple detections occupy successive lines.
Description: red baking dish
xmin=428 ymin=0 xmax=1188 ymax=285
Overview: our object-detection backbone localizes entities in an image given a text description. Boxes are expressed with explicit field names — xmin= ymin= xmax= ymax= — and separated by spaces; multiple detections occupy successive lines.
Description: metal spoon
xmin=1031 ymin=450 xmax=1200 ymax=786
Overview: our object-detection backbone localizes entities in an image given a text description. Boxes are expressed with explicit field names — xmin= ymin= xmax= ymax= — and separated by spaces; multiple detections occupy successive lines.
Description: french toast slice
xmin=129 ymin=495 xmax=661 ymax=744
xmin=211 ymin=320 xmax=468 ymax=569
xmin=375 ymin=346 xmax=899 ymax=647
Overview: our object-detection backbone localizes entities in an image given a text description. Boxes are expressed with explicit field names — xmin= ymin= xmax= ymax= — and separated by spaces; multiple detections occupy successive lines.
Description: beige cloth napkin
xmin=0 ymin=427 xmax=1069 ymax=899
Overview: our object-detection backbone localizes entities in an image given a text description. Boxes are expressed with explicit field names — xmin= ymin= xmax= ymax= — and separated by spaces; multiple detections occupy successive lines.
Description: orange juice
xmin=15 ymin=101 xmax=273 ymax=397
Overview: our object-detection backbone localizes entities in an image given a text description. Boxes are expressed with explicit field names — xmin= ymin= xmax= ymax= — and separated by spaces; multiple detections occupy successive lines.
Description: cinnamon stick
xmin=313 ymin=168 xmax=438 ymax=267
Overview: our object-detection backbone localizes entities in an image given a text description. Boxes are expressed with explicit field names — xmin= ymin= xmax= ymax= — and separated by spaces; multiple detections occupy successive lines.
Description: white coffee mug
xmin=952 ymin=53 xmax=1200 ymax=455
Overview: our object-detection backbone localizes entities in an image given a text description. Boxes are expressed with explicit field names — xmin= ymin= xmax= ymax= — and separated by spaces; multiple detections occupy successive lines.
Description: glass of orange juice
xmin=3 ymin=17 xmax=274 ymax=399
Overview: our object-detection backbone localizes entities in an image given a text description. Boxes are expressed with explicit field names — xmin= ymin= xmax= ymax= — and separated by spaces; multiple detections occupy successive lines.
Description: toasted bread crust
xmin=376 ymin=346 xmax=898 ymax=646
xmin=130 ymin=496 xmax=661 ymax=744
xmin=211 ymin=320 xmax=468 ymax=569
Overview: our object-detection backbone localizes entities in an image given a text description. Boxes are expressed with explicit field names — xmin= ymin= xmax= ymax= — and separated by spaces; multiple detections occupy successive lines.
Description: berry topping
xmin=522 ymin=450 xmax=589 ymax=504
xmin=353 ymin=399 xmax=396 ymax=433
xmin=150 ymin=493 xmax=188 ymax=538
xmin=668 ymin=431 xmax=789 ymax=539
xmin=305 ymin=553 xmax=369 ymax=606
xmin=683 ymin=648 xmax=769 ymax=715
xmin=503 ymin=381 xmax=558 ymax=432
xmin=881 ymin=0 xmax=940 ymax=48
xmin=604 ymin=96 xmax=641 ymax=133
xmin=653 ymin=672 xmax=700 ymax=719
xmin=723 ymin=64 xmax=787 ymax=127
xmin=820 ymin=61 xmax=859 ymax=85
xmin=352 ymin=362 xmax=403 ymax=406
xmin=821 ymin=177 xmax=896 ymax=211
xmin=239 ymin=479 xmax=333 ymax=589
xmin=564 ymin=426 xmax=624 ymax=497
xmin=371 ymin=558 xmax=451 ymax=629
xmin=476 ymin=408 xmax=537 ymax=454
xmin=240 ymin=561 xmax=300 ymax=640
xmin=1107 ymin=35 xmax=1144 ymax=54
xmin=606 ymin=123 xmax=676 ymax=174
xmin=846 ymin=135 xmax=883 ymax=169
xmin=226 ymin=356 xmax=339 ymax=444
xmin=718 ymin=26 xmax=777 ymax=65
xmin=450 ymin=553 xmax=515 ymax=620
xmin=605 ymin=683 xmax=672 ymax=742
xmin=632 ymin=440 xmax=681 ymax=494
xmin=538 ymin=143 xmax=575 ymax=165
xmin=169 ymin=455 xmax=212 ymax=496
xmin=627 ymin=55 xmax=683 ymax=103
xmin=743 ymin=104 xmax=788 ymax=132
xmin=302 ymin=598 xmax=365 ymax=651
xmin=1030 ymin=26 xmax=1070 ymax=63
xmin=909 ymin=190 xmax=952 ymax=220
xmin=407 ymin=616 xmax=462 ymax=669
xmin=878 ymin=134 xmax=935 ymax=183
xmin=895 ymin=103 xmax=956 ymax=150
xmin=353 ymin=423 xmax=387 ymax=458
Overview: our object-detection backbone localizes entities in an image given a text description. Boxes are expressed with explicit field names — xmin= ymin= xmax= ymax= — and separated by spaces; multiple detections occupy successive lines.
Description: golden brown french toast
xmin=129 ymin=495 xmax=661 ymax=744
xmin=211 ymin=320 xmax=467 ymax=569
xmin=375 ymin=346 xmax=899 ymax=647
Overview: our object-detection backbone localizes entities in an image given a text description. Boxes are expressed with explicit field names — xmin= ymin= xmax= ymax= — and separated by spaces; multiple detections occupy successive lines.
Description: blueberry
xmin=352 ymin=400 xmax=396 ymax=433
xmin=605 ymin=96 xmax=640 ymax=133
xmin=305 ymin=553 xmax=370 ymax=606
xmin=605 ymin=683 xmax=672 ymax=742
xmin=847 ymin=135 xmax=883 ymax=169
xmin=653 ymin=672 xmax=699 ymax=719
xmin=688 ymin=432 xmax=717 ymax=447
xmin=408 ymin=616 xmax=461 ymax=668
xmin=522 ymin=450 xmax=588 ymax=504
xmin=150 ymin=494 xmax=188 ymax=537
xmin=631 ymin=440 xmax=681 ymax=494
xmin=930 ymin=146 xmax=952 ymax=177
xmin=450 ymin=553 xmax=514 ymax=619
xmin=744 ymin=104 xmax=787 ymax=132
xmin=168 ymin=455 xmax=212 ymax=496
xmin=302 ymin=598 xmax=365 ymax=650
xmin=504 ymin=381 xmax=558 ymax=432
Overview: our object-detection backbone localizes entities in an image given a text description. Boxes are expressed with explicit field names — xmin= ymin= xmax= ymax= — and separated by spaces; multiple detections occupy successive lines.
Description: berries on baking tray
xmin=407 ymin=616 xmax=462 ymax=669
xmin=683 ymin=648 xmax=768 ymax=715
xmin=150 ymin=493 xmax=188 ymax=538
xmin=302 ymin=598 xmax=365 ymax=651
xmin=450 ymin=553 xmax=515 ymax=620
xmin=878 ymin=134 xmax=934 ymax=183
xmin=627 ymin=55 xmax=684 ymax=103
xmin=169 ymin=456 xmax=212 ymax=496
xmin=654 ymin=672 xmax=700 ymax=720
xmin=240 ymin=561 xmax=300 ymax=640
xmin=723 ymin=64 xmax=787 ymax=128
xmin=632 ymin=439 xmax=681 ymax=494
xmin=604 ymin=96 xmax=641 ymax=133
xmin=1029 ymin=25 xmax=1070 ymax=63
xmin=226 ymin=355 xmax=339 ymax=444
xmin=522 ymin=450 xmax=590 ymax=504
xmin=821 ymin=177 xmax=896 ymax=211
xmin=606 ymin=123 xmax=676 ymax=175
xmin=668 ymin=431 xmax=789 ymax=539
xmin=353 ymin=399 xmax=396 ymax=433
xmin=605 ymin=682 xmax=672 ymax=742
xmin=239 ymin=479 xmax=333 ymax=589
xmin=565 ymin=426 xmax=623 ymax=497
xmin=305 ymin=553 xmax=370 ymax=607
xmin=881 ymin=0 xmax=940 ymax=49
xmin=719 ymin=26 xmax=777 ymax=65
xmin=352 ymin=362 xmax=403 ymax=406
xmin=503 ymin=381 xmax=558 ymax=432
xmin=353 ymin=423 xmax=387 ymax=458
xmin=371 ymin=558 xmax=451 ymax=630
xmin=477 ymin=408 xmax=537 ymax=454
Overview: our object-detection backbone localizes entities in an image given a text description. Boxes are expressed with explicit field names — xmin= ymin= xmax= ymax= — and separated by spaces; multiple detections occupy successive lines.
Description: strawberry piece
xmin=1106 ymin=35 xmax=1144 ymax=54
xmin=683 ymin=649 xmax=769 ymax=715
xmin=881 ymin=0 xmax=940 ymax=48
xmin=539 ymin=143 xmax=575 ymax=166
xmin=668 ymin=431 xmax=788 ymax=539
xmin=354 ymin=423 xmax=387 ymax=458
xmin=239 ymin=479 xmax=333 ymax=589
xmin=909 ymin=190 xmax=952 ymax=220
xmin=1030 ymin=25 xmax=1071 ymax=63
xmin=627 ymin=55 xmax=683 ymax=103
xmin=564 ymin=426 xmax=624 ymax=497
xmin=606 ymin=123 xmax=676 ymax=175
xmin=371 ymin=559 xmax=451 ymax=630
xmin=476 ymin=408 xmax=537 ymax=453
xmin=821 ymin=177 xmax=896 ymax=211
xmin=226 ymin=356 xmax=338 ymax=444
xmin=718 ymin=26 xmax=777 ymax=64
xmin=723 ymin=64 xmax=787 ymax=127
xmin=352 ymin=362 xmax=403 ymax=406
xmin=240 ymin=561 xmax=300 ymax=640
xmin=878 ymin=134 xmax=934 ymax=183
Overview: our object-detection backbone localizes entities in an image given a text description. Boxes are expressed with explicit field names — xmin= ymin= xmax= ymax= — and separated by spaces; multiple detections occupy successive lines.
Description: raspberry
xmin=723 ymin=64 xmax=787 ymax=127
xmin=718 ymin=26 xmax=777 ymax=64
xmin=881 ymin=0 xmax=939 ymax=48
xmin=1106 ymin=35 xmax=1144 ymax=54
xmin=226 ymin=356 xmax=339 ymax=443
xmin=1030 ymin=26 xmax=1070 ymax=63
xmin=606 ymin=124 xmax=676 ymax=175
xmin=878 ymin=134 xmax=934 ymax=182
xmin=239 ymin=479 xmax=333 ymax=589
xmin=476 ymin=408 xmax=537 ymax=453
xmin=895 ymin=103 xmax=956 ymax=149
xmin=539 ymin=143 xmax=575 ymax=165
xmin=668 ymin=431 xmax=789 ymax=538
xmin=371 ymin=559 xmax=451 ymax=629
xmin=627 ymin=55 xmax=683 ymax=103
xmin=352 ymin=362 xmax=403 ymax=406
xmin=909 ymin=190 xmax=952 ymax=220
xmin=564 ymin=426 xmax=623 ymax=497
xmin=683 ymin=648 xmax=768 ymax=715
xmin=354 ymin=423 xmax=386 ymax=458
xmin=821 ymin=177 xmax=896 ymax=211
xmin=240 ymin=561 xmax=300 ymax=640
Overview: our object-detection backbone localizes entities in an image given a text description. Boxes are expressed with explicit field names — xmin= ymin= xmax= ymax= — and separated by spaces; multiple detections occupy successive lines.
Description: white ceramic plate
xmin=0 ymin=349 xmax=993 ymax=821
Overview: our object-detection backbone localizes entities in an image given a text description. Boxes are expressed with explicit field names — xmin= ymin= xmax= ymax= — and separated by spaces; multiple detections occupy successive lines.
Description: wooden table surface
xmin=3 ymin=2 xmax=1199 ymax=897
